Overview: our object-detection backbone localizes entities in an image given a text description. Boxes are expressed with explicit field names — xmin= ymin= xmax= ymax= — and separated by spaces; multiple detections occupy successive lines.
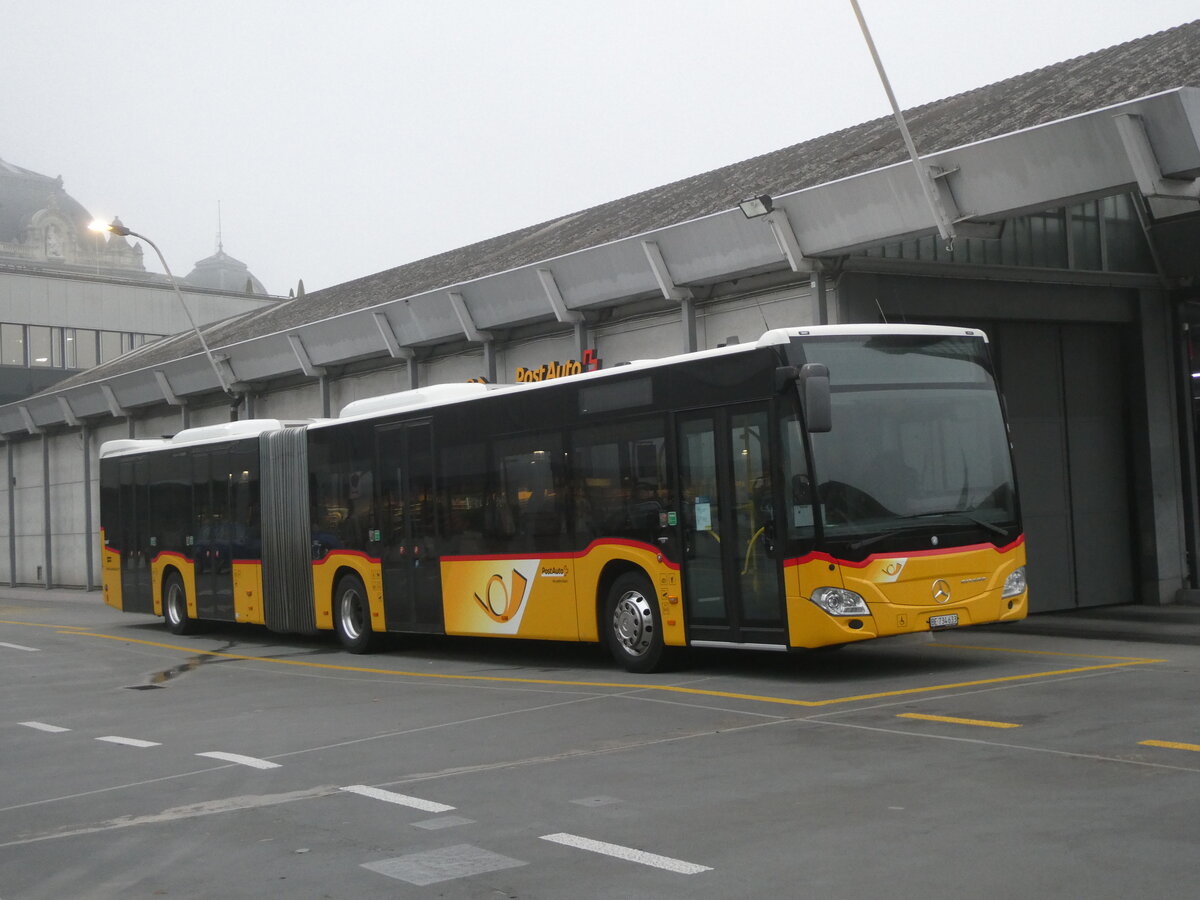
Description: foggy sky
xmin=5 ymin=0 xmax=1197 ymax=297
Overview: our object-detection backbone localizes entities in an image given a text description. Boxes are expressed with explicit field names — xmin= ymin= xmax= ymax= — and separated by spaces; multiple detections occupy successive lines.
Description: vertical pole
xmin=82 ymin=426 xmax=95 ymax=591
xmin=7 ymin=441 xmax=14 ymax=588
xmin=42 ymin=434 xmax=52 ymax=589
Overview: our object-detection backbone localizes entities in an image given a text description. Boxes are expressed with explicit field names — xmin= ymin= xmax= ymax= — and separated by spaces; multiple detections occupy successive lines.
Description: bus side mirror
xmin=799 ymin=363 xmax=831 ymax=433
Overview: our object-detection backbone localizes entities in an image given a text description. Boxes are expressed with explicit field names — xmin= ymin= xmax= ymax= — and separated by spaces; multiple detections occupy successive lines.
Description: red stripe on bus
xmin=442 ymin=537 xmax=681 ymax=570
xmin=313 ymin=549 xmax=382 ymax=566
xmin=784 ymin=534 xmax=1025 ymax=570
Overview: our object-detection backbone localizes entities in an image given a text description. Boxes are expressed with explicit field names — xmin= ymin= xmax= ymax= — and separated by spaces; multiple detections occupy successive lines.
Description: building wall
xmin=0 ymin=269 xmax=276 ymax=334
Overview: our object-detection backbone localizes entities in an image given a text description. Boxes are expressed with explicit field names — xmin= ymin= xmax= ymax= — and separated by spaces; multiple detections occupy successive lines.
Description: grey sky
xmin=5 ymin=1 xmax=1197 ymax=297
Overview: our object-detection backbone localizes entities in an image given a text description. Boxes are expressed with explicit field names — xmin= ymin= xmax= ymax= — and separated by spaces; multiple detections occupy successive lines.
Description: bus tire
xmin=604 ymin=570 xmax=666 ymax=673
xmin=163 ymin=571 xmax=200 ymax=635
xmin=333 ymin=573 xmax=378 ymax=654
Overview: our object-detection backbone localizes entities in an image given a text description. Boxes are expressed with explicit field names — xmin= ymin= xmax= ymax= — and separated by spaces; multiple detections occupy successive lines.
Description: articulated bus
xmin=99 ymin=325 xmax=1027 ymax=672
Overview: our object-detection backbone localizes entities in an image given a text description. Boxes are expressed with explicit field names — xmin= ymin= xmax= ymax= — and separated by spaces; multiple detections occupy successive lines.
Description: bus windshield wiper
xmin=909 ymin=510 xmax=1009 ymax=538
xmin=848 ymin=530 xmax=905 ymax=552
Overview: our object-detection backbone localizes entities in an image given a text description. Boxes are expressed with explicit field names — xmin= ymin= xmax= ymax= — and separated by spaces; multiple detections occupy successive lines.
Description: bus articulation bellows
xmin=99 ymin=325 xmax=1028 ymax=672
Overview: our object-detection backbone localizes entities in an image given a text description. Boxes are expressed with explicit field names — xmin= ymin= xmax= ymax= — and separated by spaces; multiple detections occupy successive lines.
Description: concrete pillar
xmin=1134 ymin=288 xmax=1190 ymax=603
xmin=82 ymin=426 xmax=95 ymax=591
xmin=319 ymin=375 xmax=332 ymax=418
xmin=6 ymin=441 xmax=14 ymax=588
xmin=42 ymin=434 xmax=51 ymax=589
xmin=680 ymin=296 xmax=698 ymax=353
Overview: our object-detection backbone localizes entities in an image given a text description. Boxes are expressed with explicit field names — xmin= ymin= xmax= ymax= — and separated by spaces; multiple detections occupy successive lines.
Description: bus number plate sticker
xmin=929 ymin=614 xmax=959 ymax=630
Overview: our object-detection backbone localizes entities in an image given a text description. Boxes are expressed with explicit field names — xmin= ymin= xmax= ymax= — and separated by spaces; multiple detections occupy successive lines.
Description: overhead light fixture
xmin=89 ymin=218 xmax=233 ymax=396
xmin=738 ymin=195 xmax=774 ymax=218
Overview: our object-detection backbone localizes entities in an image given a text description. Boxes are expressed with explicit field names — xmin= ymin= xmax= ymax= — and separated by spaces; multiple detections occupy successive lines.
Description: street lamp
xmin=90 ymin=218 xmax=232 ymax=396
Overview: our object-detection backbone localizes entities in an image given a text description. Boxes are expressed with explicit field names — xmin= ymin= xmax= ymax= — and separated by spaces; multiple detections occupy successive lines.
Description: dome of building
xmin=0 ymin=155 xmax=144 ymax=273
xmin=184 ymin=244 xmax=267 ymax=295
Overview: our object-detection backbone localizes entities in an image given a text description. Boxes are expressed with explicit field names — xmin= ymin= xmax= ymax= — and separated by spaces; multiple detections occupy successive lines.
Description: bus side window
xmin=441 ymin=440 xmax=488 ymax=556
xmin=571 ymin=417 xmax=671 ymax=549
xmin=490 ymin=433 xmax=566 ymax=552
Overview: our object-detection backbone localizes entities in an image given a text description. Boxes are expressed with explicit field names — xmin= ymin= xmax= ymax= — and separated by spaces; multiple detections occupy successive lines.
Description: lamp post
xmin=90 ymin=219 xmax=232 ymax=396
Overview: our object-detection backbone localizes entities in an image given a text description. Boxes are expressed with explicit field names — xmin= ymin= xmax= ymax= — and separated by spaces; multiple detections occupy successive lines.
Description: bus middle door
xmin=677 ymin=403 xmax=786 ymax=648
xmin=375 ymin=421 xmax=443 ymax=633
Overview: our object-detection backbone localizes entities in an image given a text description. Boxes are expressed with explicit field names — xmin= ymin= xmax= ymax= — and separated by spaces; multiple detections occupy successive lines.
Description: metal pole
xmin=129 ymin=230 xmax=233 ymax=396
xmin=849 ymin=0 xmax=954 ymax=246
xmin=6 ymin=441 xmax=14 ymax=588
xmin=82 ymin=426 xmax=95 ymax=591
xmin=42 ymin=434 xmax=51 ymax=589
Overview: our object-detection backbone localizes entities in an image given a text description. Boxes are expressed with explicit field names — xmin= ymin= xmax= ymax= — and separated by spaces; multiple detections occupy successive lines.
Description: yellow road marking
xmin=27 ymin=628 xmax=1162 ymax=710
xmin=936 ymin=642 xmax=1165 ymax=663
xmin=1140 ymin=740 xmax=1200 ymax=753
xmin=897 ymin=712 xmax=1021 ymax=729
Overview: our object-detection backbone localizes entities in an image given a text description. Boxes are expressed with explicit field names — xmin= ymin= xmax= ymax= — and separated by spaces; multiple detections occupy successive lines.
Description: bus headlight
xmin=810 ymin=587 xmax=869 ymax=616
xmin=1002 ymin=566 xmax=1027 ymax=598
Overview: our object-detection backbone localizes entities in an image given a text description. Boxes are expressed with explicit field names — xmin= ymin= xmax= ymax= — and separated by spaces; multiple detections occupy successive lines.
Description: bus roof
xmin=101 ymin=325 xmax=991 ymax=448
xmin=318 ymin=324 xmax=990 ymax=424
xmin=98 ymin=418 xmax=310 ymax=459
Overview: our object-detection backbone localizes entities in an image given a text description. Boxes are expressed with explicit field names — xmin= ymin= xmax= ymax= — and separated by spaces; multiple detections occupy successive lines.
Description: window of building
xmin=26 ymin=326 xmax=61 ymax=367
xmin=99 ymin=331 xmax=124 ymax=363
xmin=1 ymin=324 xmax=24 ymax=366
xmin=66 ymin=329 xmax=99 ymax=369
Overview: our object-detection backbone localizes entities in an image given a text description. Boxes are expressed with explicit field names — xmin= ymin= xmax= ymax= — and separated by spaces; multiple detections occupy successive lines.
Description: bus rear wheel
xmin=163 ymin=572 xmax=200 ymax=635
xmin=334 ymin=573 xmax=378 ymax=654
xmin=605 ymin=571 xmax=666 ymax=673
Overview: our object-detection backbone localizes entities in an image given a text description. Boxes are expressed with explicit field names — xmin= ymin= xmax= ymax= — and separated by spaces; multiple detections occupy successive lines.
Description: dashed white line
xmin=341 ymin=784 xmax=455 ymax=813
xmin=540 ymin=832 xmax=712 ymax=874
xmin=0 ymin=641 xmax=40 ymax=652
xmin=196 ymin=751 xmax=281 ymax=770
xmin=19 ymin=721 xmax=70 ymax=733
xmin=96 ymin=736 xmax=161 ymax=748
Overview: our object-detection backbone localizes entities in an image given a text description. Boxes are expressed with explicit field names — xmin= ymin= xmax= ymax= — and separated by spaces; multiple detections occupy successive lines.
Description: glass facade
xmin=0 ymin=325 xmax=161 ymax=370
xmin=859 ymin=191 xmax=1155 ymax=274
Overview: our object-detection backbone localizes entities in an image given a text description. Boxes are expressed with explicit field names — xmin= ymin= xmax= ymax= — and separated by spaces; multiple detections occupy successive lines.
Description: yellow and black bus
xmin=100 ymin=325 xmax=1027 ymax=671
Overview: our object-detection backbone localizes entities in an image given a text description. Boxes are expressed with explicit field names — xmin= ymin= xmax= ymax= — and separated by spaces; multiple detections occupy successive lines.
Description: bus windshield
xmin=796 ymin=334 xmax=1018 ymax=547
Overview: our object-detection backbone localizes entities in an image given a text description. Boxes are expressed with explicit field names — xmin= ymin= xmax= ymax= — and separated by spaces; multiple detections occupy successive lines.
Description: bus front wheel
xmin=334 ymin=573 xmax=378 ymax=654
xmin=605 ymin=571 xmax=666 ymax=673
xmin=163 ymin=572 xmax=200 ymax=635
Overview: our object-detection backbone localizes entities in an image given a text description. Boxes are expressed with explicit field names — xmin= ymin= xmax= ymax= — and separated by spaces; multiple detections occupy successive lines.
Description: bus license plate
xmin=929 ymin=613 xmax=959 ymax=630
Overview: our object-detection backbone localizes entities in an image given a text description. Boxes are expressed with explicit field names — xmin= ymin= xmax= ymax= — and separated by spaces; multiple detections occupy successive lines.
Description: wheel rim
xmin=612 ymin=589 xmax=654 ymax=657
xmin=339 ymin=587 xmax=366 ymax=641
xmin=166 ymin=583 xmax=184 ymax=626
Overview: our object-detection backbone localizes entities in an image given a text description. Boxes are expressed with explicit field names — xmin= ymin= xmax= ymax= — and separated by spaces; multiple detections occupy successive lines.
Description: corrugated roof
xmin=45 ymin=19 xmax=1200 ymax=390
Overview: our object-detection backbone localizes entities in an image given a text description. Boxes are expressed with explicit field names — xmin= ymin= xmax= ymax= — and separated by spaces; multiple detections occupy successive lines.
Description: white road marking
xmin=19 ymin=721 xmax=70 ymax=733
xmin=196 ymin=751 xmax=281 ymax=770
xmin=540 ymin=832 xmax=712 ymax=874
xmin=97 ymin=736 xmax=161 ymax=748
xmin=341 ymin=784 xmax=455 ymax=813
xmin=0 ymin=642 xmax=39 ymax=652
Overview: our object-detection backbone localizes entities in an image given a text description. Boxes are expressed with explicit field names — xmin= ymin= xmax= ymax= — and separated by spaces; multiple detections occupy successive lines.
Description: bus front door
xmin=118 ymin=457 xmax=154 ymax=614
xmin=375 ymin=421 xmax=443 ymax=633
xmin=677 ymin=404 xmax=786 ymax=648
